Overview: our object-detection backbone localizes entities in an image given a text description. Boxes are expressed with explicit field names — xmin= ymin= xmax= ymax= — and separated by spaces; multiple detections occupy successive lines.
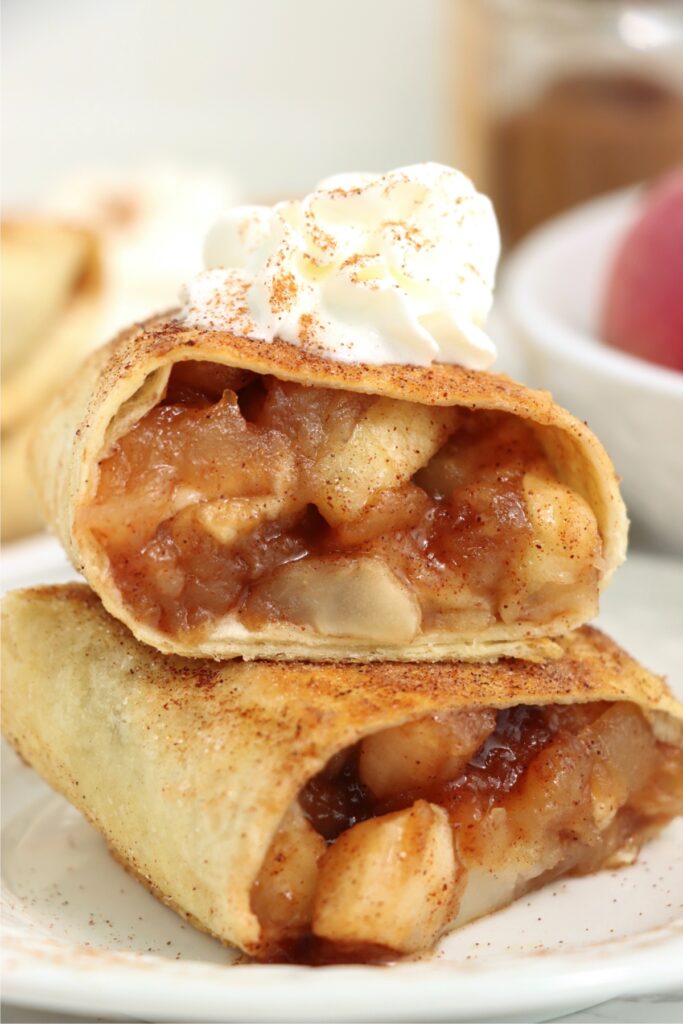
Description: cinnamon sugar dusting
xmin=270 ymin=271 xmax=298 ymax=315
xmin=181 ymin=269 xmax=257 ymax=336
xmin=298 ymin=313 xmax=320 ymax=346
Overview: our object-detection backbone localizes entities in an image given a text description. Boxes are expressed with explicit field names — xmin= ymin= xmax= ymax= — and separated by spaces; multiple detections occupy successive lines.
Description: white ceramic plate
xmin=2 ymin=536 xmax=682 ymax=1023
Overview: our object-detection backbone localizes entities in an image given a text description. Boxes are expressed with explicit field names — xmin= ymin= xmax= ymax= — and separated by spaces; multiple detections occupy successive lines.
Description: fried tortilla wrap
xmin=3 ymin=584 xmax=681 ymax=963
xmin=30 ymin=317 xmax=627 ymax=661
xmin=2 ymin=220 xmax=102 ymax=541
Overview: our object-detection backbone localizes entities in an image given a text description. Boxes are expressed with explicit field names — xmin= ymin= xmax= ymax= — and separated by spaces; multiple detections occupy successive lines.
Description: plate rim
xmin=3 ymin=926 xmax=683 ymax=1023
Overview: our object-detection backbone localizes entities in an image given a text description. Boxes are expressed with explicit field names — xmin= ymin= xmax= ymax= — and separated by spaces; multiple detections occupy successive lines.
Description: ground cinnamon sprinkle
xmin=298 ymin=313 xmax=329 ymax=358
xmin=340 ymin=254 xmax=368 ymax=272
xmin=270 ymin=271 xmax=298 ymax=315
xmin=307 ymin=217 xmax=336 ymax=256
xmin=298 ymin=313 xmax=316 ymax=345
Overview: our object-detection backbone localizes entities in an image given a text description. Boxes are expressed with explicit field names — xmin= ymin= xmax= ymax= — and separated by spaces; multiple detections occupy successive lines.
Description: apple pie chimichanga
xmin=30 ymin=316 xmax=627 ymax=662
xmin=2 ymin=585 xmax=682 ymax=962
xmin=29 ymin=164 xmax=627 ymax=661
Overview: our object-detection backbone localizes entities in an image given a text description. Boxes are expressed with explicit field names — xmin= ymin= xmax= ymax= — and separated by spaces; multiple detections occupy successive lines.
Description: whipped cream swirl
xmin=182 ymin=163 xmax=500 ymax=368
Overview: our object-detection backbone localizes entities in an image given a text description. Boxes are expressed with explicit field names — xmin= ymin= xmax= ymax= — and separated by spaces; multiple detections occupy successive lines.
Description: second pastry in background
xmin=2 ymin=165 xmax=240 ymax=542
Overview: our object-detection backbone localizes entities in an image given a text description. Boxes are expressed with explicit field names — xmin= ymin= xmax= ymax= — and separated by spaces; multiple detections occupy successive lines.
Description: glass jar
xmin=451 ymin=0 xmax=683 ymax=246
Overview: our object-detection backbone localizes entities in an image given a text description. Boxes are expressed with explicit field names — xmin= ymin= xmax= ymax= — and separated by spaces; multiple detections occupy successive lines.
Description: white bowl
xmin=501 ymin=189 xmax=683 ymax=556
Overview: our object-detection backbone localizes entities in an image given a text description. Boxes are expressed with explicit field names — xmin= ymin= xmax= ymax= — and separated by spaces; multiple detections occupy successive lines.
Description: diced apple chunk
xmin=312 ymin=800 xmax=458 ymax=954
xmin=358 ymin=709 xmax=496 ymax=800
xmin=451 ymin=856 xmax=522 ymax=929
xmin=253 ymin=557 xmax=421 ymax=643
xmin=586 ymin=704 xmax=656 ymax=829
xmin=197 ymin=495 xmax=294 ymax=547
xmin=312 ymin=399 xmax=458 ymax=525
xmin=251 ymin=803 xmax=326 ymax=940
xmin=522 ymin=472 xmax=600 ymax=586
xmin=332 ymin=484 xmax=432 ymax=546
xmin=499 ymin=472 xmax=601 ymax=624
xmin=415 ymin=413 xmax=545 ymax=500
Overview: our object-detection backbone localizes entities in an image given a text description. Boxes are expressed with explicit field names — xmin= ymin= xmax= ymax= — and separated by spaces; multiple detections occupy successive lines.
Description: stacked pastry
xmin=3 ymin=165 xmax=682 ymax=963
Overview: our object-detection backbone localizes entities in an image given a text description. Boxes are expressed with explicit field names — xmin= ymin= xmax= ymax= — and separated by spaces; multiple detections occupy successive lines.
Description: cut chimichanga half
xmin=31 ymin=317 xmax=627 ymax=661
xmin=3 ymin=584 xmax=681 ymax=963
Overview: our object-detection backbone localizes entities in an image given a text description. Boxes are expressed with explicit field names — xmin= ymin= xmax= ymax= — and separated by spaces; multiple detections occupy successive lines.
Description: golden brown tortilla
xmin=29 ymin=315 xmax=628 ymax=660
xmin=2 ymin=584 xmax=679 ymax=958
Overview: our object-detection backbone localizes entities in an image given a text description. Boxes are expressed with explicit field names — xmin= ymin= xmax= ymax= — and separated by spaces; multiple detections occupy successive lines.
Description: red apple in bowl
xmin=601 ymin=169 xmax=683 ymax=373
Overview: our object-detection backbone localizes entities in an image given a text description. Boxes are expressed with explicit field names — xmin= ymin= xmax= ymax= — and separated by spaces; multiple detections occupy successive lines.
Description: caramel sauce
xmin=437 ymin=705 xmax=554 ymax=808
xmin=299 ymin=704 xmax=562 ymax=837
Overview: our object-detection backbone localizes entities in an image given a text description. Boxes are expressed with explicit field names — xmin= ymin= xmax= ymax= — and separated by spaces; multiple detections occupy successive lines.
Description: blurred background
xmin=2 ymin=0 xmax=683 ymax=548
xmin=3 ymin=0 xmax=443 ymax=203
xmin=5 ymin=0 xmax=683 ymax=229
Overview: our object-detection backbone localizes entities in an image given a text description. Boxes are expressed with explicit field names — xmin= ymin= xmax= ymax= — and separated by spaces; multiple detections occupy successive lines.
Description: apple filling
xmin=82 ymin=361 xmax=604 ymax=643
xmin=251 ymin=701 xmax=683 ymax=962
